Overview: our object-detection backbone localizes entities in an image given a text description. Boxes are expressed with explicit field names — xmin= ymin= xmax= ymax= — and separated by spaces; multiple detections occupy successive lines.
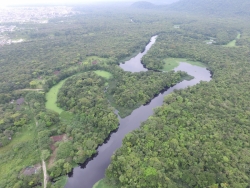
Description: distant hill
xmin=167 ymin=0 xmax=250 ymax=16
xmin=131 ymin=1 xmax=156 ymax=9
xmin=147 ymin=0 xmax=180 ymax=5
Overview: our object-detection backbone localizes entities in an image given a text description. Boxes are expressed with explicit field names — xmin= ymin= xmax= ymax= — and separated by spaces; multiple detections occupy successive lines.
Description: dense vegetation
xmin=0 ymin=10 xmax=185 ymax=185
xmin=0 ymin=8 xmax=172 ymax=146
xmin=107 ymin=70 xmax=189 ymax=117
xmin=142 ymin=19 xmax=246 ymax=70
xmin=106 ymin=61 xmax=250 ymax=187
xmin=143 ymin=32 xmax=246 ymax=70
xmin=104 ymin=1 xmax=250 ymax=187
xmin=0 ymin=10 xmax=171 ymax=94
xmin=0 ymin=90 xmax=62 ymax=188
xmin=57 ymin=72 xmax=119 ymax=149
xmin=46 ymin=66 xmax=184 ymax=185
xmin=46 ymin=72 xmax=119 ymax=182
xmin=1 ymin=0 xmax=250 ymax=187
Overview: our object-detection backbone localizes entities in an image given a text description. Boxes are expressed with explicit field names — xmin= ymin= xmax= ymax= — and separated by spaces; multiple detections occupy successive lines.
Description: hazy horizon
xmin=1 ymin=0 xmax=179 ymax=7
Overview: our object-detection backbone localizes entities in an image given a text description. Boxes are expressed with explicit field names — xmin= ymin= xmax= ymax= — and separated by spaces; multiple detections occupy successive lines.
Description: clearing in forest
xmin=45 ymin=70 xmax=112 ymax=115
xmin=225 ymin=33 xmax=241 ymax=47
xmin=94 ymin=70 xmax=112 ymax=79
xmin=45 ymin=79 xmax=66 ymax=114
xmin=162 ymin=58 xmax=205 ymax=71
xmin=0 ymin=125 xmax=40 ymax=181
xmin=48 ymin=134 xmax=67 ymax=168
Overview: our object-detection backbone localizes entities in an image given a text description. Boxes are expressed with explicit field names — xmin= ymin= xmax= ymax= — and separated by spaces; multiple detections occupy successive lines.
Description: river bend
xmin=65 ymin=36 xmax=211 ymax=188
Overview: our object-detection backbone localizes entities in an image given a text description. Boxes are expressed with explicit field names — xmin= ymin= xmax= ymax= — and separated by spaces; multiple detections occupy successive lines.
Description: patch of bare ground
xmin=48 ymin=134 xmax=67 ymax=168
xmin=21 ymin=163 xmax=42 ymax=176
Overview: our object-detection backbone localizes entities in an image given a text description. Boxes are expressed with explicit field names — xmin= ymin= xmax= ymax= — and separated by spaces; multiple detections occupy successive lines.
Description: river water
xmin=65 ymin=36 xmax=211 ymax=188
xmin=119 ymin=35 xmax=157 ymax=72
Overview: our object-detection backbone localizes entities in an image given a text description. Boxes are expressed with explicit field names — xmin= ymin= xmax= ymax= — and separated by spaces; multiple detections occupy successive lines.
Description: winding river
xmin=65 ymin=36 xmax=212 ymax=188
xmin=119 ymin=35 xmax=157 ymax=72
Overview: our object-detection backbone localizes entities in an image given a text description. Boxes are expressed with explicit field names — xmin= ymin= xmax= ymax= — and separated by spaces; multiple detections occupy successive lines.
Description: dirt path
xmin=42 ymin=160 xmax=47 ymax=188
xmin=35 ymin=118 xmax=48 ymax=188
xmin=19 ymin=88 xmax=43 ymax=91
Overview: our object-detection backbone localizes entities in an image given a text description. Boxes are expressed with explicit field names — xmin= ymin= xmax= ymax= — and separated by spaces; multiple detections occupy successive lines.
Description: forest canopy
xmin=1 ymin=1 xmax=250 ymax=187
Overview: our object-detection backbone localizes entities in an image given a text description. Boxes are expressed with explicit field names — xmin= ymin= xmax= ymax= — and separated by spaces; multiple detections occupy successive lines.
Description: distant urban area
xmin=0 ymin=6 xmax=76 ymax=46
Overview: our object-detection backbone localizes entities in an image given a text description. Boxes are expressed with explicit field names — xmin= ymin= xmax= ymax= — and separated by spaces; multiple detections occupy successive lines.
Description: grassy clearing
xmin=0 ymin=125 xmax=35 ymax=154
xmin=226 ymin=40 xmax=237 ymax=47
xmin=60 ymin=111 xmax=74 ymax=120
xmin=94 ymin=70 xmax=112 ymax=79
xmin=93 ymin=179 xmax=117 ymax=188
xmin=162 ymin=58 xmax=206 ymax=71
xmin=0 ymin=124 xmax=40 ymax=183
xmin=45 ymin=79 xmax=66 ymax=114
xmin=225 ymin=33 xmax=241 ymax=47
xmin=45 ymin=70 xmax=111 ymax=115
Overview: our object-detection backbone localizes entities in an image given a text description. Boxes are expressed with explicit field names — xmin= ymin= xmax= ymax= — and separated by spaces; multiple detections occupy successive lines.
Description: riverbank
xmin=65 ymin=62 xmax=212 ymax=188
xmin=93 ymin=62 xmax=210 ymax=188
xmin=106 ymin=72 xmax=193 ymax=118
xmin=118 ymin=36 xmax=155 ymax=64
xmin=93 ymin=179 xmax=115 ymax=188
xmin=161 ymin=58 xmax=206 ymax=71
xmin=64 ymin=32 xmax=212 ymax=188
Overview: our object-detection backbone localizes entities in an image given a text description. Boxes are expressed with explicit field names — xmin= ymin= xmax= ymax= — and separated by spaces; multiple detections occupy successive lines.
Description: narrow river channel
xmin=65 ymin=36 xmax=212 ymax=188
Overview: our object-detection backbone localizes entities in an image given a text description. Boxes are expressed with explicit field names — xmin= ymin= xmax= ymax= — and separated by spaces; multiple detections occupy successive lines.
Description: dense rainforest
xmin=0 ymin=5 xmax=190 ymax=188
xmin=106 ymin=61 xmax=250 ymax=187
xmin=48 ymin=72 xmax=119 ymax=178
xmin=106 ymin=69 xmax=188 ymax=117
xmin=1 ymin=0 xmax=250 ymax=187
xmin=102 ymin=1 xmax=250 ymax=188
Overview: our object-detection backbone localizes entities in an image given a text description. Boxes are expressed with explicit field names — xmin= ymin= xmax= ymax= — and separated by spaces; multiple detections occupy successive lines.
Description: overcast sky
xmin=1 ymin=0 xmax=178 ymax=6
xmin=1 ymin=0 xmax=133 ymax=6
